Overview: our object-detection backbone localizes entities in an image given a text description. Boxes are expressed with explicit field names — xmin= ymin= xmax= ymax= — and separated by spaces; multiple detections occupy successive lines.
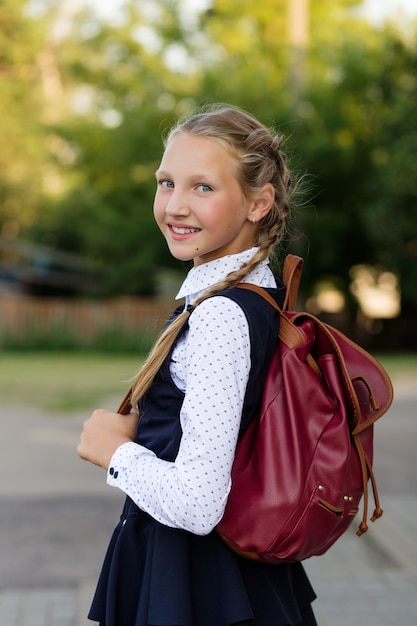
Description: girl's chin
xmin=167 ymin=247 xmax=195 ymax=263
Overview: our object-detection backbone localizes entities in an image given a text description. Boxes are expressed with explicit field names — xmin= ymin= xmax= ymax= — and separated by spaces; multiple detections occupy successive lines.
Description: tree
xmin=7 ymin=0 xmax=417 ymax=315
xmin=27 ymin=2 xmax=200 ymax=294
xmin=360 ymin=29 xmax=417 ymax=308
xmin=0 ymin=0 xmax=47 ymax=240
xmin=291 ymin=23 xmax=417 ymax=309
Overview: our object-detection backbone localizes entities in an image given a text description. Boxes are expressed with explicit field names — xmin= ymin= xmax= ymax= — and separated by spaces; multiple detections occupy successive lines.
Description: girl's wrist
xmin=102 ymin=436 xmax=133 ymax=470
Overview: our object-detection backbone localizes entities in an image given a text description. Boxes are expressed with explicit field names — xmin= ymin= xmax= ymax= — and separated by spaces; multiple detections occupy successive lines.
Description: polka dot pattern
xmin=107 ymin=248 xmax=277 ymax=534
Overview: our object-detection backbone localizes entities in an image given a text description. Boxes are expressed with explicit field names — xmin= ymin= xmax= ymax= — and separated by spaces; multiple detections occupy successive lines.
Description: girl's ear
xmin=248 ymin=183 xmax=275 ymax=223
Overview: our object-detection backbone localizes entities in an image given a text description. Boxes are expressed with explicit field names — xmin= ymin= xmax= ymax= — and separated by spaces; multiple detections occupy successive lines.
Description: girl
xmin=78 ymin=104 xmax=317 ymax=626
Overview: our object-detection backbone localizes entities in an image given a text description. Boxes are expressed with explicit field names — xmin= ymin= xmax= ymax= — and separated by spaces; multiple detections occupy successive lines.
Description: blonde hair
xmin=130 ymin=104 xmax=293 ymax=407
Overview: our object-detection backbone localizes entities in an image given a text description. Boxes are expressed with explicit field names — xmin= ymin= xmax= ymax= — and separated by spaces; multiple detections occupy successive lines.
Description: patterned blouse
xmin=107 ymin=247 xmax=276 ymax=534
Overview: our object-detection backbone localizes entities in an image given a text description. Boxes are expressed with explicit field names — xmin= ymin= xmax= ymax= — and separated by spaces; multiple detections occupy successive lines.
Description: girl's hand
xmin=77 ymin=408 xmax=139 ymax=470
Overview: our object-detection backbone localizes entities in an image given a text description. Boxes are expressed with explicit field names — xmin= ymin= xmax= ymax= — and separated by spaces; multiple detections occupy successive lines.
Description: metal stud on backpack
xmin=216 ymin=255 xmax=394 ymax=563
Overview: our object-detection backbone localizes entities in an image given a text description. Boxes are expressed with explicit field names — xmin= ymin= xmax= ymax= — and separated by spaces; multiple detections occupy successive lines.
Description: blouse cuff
xmin=107 ymin=441 xmax=151 ymax=487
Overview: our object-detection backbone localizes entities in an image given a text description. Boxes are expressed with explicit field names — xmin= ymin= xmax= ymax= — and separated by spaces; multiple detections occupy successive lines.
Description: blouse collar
xmin=175 ymin=247 xmax=274 ymax=305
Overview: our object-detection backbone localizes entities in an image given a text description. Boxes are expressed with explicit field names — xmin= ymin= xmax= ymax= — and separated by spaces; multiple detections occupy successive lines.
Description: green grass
xmin=375 ymin=353 xmax=417 ymax=375
xmin=0 ymin=351 xmax=143 ymax=412
xmin=0 ymin=351 xmax=415 ymax=414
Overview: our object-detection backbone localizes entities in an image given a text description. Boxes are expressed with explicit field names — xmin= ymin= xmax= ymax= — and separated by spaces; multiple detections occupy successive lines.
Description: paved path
xmin=0 ymin=373 xmax=416 ymax=625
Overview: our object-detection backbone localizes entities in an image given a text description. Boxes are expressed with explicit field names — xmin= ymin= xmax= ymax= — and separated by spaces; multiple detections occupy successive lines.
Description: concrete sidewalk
xmin=0 ymin=376 xmax=416 ymax=626
xmin=304 ymin=495 xmax=417 ymax=626
xmin=1 ymin=500 xmax=416 ymax=626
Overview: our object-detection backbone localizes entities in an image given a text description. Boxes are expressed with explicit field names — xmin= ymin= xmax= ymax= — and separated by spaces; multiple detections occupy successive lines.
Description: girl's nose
xmin=165 ymin=191 xmax=190 ymax=216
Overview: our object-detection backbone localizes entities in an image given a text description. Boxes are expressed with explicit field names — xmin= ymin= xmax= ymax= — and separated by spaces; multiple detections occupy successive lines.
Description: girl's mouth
xmin=170 ymin=225 xmax=200 ymax=236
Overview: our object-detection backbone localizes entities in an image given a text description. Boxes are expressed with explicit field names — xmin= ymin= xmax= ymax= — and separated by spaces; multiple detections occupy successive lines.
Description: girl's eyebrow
xmin=155 ymin=169 xmax=215 ymax=182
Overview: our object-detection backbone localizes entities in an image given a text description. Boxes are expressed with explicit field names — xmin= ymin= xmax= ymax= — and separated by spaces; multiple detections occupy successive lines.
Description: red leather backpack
xmin=216 ymin=255 xmax=394 ymax=563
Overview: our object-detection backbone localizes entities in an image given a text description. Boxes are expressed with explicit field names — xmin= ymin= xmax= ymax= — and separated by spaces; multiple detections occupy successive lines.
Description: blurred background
xmin=1 ymin=0 xmax=417 ymax=352
xmin=1 ymin=3 xmax=417 ymax=625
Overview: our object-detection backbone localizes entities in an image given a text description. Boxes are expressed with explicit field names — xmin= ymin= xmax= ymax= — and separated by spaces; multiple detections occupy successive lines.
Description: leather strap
xmin=237 ymin=282 xmax=281 ymax=311
xmin=282 ymin=254 xmax=303 ymax=311
xmin=238 ymin=254 xmax=303 ymax=313
xmin=118 ymin=388 xmax=132 ymax=415
xmin=237 ymin=254 xmax=303 ymax=313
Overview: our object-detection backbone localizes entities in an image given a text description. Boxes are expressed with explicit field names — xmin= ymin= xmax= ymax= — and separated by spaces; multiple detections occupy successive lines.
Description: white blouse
xmin=107 ymin=247 xmax=277 ymax=535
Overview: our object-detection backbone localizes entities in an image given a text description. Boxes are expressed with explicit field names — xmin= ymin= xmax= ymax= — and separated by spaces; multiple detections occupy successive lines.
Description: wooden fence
xmin=0 ymin=295 xmax=175 ymax=345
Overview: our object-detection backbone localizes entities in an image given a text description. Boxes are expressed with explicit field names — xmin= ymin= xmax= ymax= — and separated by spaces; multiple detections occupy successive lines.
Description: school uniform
xmin=88 ymin=248 xmax=317 ymax=626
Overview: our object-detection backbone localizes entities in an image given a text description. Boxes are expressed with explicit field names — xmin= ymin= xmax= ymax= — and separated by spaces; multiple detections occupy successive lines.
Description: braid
xmin=130 ymin=104 xmax=294 ymax=409
xmin=130 ymin=309 xmax=191 ymax=407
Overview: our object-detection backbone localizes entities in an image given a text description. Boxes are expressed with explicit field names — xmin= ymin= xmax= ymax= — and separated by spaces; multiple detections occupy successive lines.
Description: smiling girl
xmin=78 ymin=104 xmax=317 ymax=626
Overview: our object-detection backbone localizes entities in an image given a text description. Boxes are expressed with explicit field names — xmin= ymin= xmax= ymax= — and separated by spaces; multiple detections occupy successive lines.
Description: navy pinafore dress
xmin=88 ymin=284 xmax=317 ymax=626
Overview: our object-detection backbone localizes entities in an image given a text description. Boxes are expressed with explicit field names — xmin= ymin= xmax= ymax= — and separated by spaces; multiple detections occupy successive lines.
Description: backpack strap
xmin=282 ymin=254 xmax=303 ymax=311
xmin=118 ymin=388 xmax=132 ymax=415
xmin=236 ymin=256 xmax=320 ymax=375
xmin=236 ymin=254 xmax=303 ymax=315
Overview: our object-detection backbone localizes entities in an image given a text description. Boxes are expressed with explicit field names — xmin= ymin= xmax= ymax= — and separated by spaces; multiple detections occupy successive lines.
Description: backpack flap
xmin=289 ymin=312 xmax=394 ymax=431
xmin=324 ymin=323 xmax=394 ymax=432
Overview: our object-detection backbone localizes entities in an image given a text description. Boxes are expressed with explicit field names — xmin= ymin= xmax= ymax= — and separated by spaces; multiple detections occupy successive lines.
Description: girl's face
xmin=154 ymin=133 xmax=258 ymax=266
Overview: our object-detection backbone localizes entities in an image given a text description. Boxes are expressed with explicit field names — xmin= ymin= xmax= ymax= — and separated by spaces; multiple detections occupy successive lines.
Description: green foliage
xmin=23 ymin=5 xmax=196 ymax=294
xmin=292 ymin=25 xmax=417 ymax=305
xmin=361 ymin=33 xmax=417 ymax=306
xmin=0 ymin=0 xmax=47 ymax=235
xmin=2 ymin=0 xmax=417 ymax=315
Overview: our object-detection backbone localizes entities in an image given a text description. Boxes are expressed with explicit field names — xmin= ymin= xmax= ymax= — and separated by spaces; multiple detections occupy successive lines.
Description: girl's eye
xmin=197 ymin=183 xmax=213 ymax=192
xmin=159 ymin=179 xmax=174 ymax=189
